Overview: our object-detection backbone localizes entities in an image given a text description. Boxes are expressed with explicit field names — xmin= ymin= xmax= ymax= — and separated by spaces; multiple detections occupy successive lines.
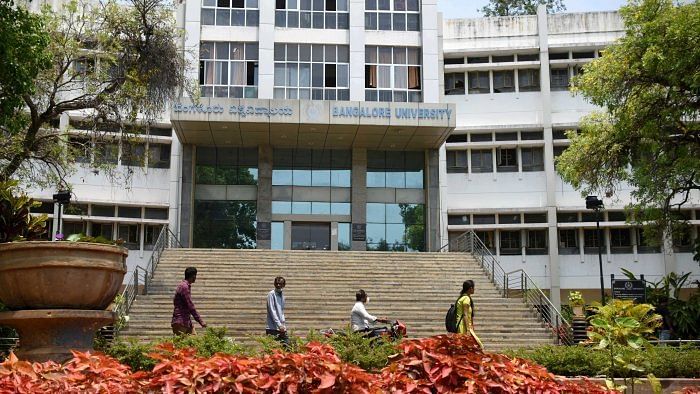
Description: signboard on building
xmin=352 ymin=223 xmax=366 ymax=241
xmin=611 ymin=275 xmax=646 ymax=303
xmin=257 ymin=222 xmax=271 ymax=241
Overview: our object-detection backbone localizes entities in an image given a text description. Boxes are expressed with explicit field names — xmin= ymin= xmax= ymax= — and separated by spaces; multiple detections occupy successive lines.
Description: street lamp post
xmin=52 ymin=190 xmax=71 ymax=240
xmin=586 ymin=196 xmax=605 ymax=304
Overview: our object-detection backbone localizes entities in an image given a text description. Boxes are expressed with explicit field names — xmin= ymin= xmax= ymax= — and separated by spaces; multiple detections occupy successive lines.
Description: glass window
xmin=366 ymin=203 xmax=424 ymax=251
xmin=91 ymin=222 xmax=114 ymax=240
xmin=521 ymin=131 xmax=543 ymax=140
xmin=498 ymin=214 xmax=520 ymax=224
xmin=496 ymin=148 xmax=517 ymax=172
xmin=526 ymin=230 xmax=547 ymax=255
xmin=365 ymin=0 xmax=419 ymax=31
xmin=148 ymin=143 xmax=171 ymax=168
xmin=118 ymin=224 xmax=140 ymax=250
xmin=193 ymin=200 xmax=257 ymax=248
xmin=91 ymin=205 xmax=114 ymax=217
xmin=517 ymin=53 xmax=539 ymax=61
xmin=518 ymin=69 xmax=540 ymax=92
xmin=500 ymin=230 xmax=521 ymax=255
xmin=448 ymin=215 xmax=469 ymax=225
xmin=610 ymin=228 xmax=632 ymax=253
xmin=273 ymin=149 xmax=351 ymax=186
xmin=584 ymin=229 xmax=606 ymax=254
xmin=470 ymin=149 xmax=493 ymax=173
xmin=550 ymin=67 xmax=569 ymax=91
xmin=521 ymin=147 xmax=544 ymax=172
xmin=144 ymin=224 xmax=163 ymax=250
xmin=367 ymin=150 xmax=423 ymax=188
xmin=493 ymin=70 xmax=515 ymax=93
xmin=271 ymin=222 xmax=284 ymax=250
xmin=275 ymin=44 xmax=349 ymax=100
xmin=446 ymin=150 xmax=468 ymax=173
xmin=472 ymin=214 xmax=495 ymax=224
xmin=276 ymin=0 xmax=349 ymax=29
xmin=202 ymin=0 xmax=258 ymax=26
xmin=558 ymin=229 xmax=578 ymax=254
xmin=467 ymin=71 xmax=490 ymax=94
xmin=444 ymin=72 xmax=465 ymax=95
xmin=145 ymin=207 xmax=168 ymax=220
xmin=196 ymin=147 xmax=258 ymax=185
xmin=200 ymin=42 xmax=258 ymax=98
xmin=118 ymin=206 xmax=141 ymax=218
xmin=62 ymin=221 xmax=86 ymax=236
xmin=338 ymin=222 xmax=351 ymax=250
xmin=524 ymin=213 xmax=547 ymax=223
xmin=365 ymin=46 xmax=421 ymax=102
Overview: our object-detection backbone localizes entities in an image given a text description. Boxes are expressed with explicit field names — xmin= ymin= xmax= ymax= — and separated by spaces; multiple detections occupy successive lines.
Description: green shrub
xmin=105 ymin=338 xmax=157 ymax=371
xmin=325 ymin=329 xmax=398 ymax=372
xmin=166 ymin=327 xmax=246 ymax=357
xmin=505 ymin=345 xmax=700 ymax=378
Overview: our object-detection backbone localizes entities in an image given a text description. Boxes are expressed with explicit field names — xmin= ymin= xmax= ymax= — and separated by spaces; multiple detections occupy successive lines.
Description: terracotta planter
xmin=572 ymin=305 xmax=584 ymax=316
xmin=0 ymin=241 xmax=127 ymax=310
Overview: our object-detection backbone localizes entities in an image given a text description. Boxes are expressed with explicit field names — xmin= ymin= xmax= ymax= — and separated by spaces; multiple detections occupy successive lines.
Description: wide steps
xmin=121 ymin=249 xmax=555 ymax=351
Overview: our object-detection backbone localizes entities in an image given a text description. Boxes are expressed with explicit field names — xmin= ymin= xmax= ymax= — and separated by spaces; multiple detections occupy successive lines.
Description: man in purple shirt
xmin=171 ymin=267 xmax=207 ymax=335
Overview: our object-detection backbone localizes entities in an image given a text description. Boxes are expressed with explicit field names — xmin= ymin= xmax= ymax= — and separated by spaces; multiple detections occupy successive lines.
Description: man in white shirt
xmin=266 ymin=276 xmax=289 ymax=347
xmin=351 ymin=289 xmax=389 ymax=336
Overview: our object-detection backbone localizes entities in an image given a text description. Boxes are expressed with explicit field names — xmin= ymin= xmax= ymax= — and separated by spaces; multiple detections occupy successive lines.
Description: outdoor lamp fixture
xmin=52 ymin=190 xmax=71 ymax=240
xmin=585 ymin=195 xmax=605 ymax=304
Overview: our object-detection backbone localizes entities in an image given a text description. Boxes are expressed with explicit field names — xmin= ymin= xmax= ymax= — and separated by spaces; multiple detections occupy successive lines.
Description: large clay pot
xmin=0 ymin=241 xmax=127 ymax=310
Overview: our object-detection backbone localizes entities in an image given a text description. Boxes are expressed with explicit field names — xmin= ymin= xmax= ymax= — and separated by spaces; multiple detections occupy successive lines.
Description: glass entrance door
xmin=291 ymin=222 xmax=330 ymax=250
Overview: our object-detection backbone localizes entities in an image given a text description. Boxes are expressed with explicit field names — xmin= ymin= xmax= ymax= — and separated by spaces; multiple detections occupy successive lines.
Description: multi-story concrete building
xmin=26 ymin=2 xmax=698 ymax=306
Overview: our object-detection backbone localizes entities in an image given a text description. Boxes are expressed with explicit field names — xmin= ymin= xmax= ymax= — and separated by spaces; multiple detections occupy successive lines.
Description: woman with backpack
xmin=456 ymin=280 xmax=483 ymax=349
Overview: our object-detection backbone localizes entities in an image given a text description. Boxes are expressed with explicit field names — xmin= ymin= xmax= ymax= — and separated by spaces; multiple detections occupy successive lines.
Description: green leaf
xmin=615 ymin=317 xmax=640 ymax=329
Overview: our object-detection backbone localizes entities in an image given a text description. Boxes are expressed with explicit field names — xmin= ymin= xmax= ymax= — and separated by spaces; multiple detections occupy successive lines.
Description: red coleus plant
xmin=0 ymin=335 xmax=617 ymax=394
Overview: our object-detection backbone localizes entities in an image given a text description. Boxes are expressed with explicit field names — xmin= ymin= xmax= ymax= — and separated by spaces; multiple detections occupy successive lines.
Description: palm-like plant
xmin=0 ymin=180 xmax=48 ymax=243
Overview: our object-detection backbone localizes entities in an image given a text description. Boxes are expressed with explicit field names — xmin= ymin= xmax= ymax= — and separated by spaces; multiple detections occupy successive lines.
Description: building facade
xmin=26 ymin=2 xmax=698 ymax=304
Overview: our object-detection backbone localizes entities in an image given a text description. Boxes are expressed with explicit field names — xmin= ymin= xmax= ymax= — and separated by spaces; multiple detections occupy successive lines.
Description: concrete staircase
xmin=121 ymin=249 xmax=554 ymax=351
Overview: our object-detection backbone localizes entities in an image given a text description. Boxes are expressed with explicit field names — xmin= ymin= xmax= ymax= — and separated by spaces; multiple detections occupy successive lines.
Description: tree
xmin=0 ymin=0 xmax=186 ymax=187
xmin=479 ymin=0 xmax=566 ymax=16
xmin=0 ymin=0 xmax=51 ymax=150
xmin=556 ymin=0 xmax=700 ymax=262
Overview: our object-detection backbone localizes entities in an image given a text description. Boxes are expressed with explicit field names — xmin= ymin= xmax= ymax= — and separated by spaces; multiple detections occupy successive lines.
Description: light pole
xmin=52 ymin=190 xmax=71 ymax=240
xmin=586 ymin=195 xmax=605 ymax=304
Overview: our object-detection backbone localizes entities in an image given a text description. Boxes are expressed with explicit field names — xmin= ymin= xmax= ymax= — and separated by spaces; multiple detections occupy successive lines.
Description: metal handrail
xmin=441 ymin=230 xmax=573 ymax=345
xmin=112 ymin=225 xmax=180 ymax=336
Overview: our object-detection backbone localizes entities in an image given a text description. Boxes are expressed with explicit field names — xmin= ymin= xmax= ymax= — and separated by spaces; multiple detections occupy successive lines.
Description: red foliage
xmin=0 ymin=335 xmax=617 ymax=394
xmin=678 ymin=388 xmax=700 ymax=394
xmin=377 ymin=334 xmax=615 ymax=394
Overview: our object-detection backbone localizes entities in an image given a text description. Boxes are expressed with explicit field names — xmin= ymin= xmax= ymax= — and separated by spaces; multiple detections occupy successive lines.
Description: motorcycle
xmin=321 ymin=320 xmax=407 ymax=342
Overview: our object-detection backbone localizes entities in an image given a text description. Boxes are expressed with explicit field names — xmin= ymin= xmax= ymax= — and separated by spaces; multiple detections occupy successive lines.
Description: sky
xmin=438 ymin=0 xmax=628 ymax=18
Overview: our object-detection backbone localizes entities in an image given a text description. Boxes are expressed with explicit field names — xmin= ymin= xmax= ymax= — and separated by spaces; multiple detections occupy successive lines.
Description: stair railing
xmin=112 ymin=225 xmax=181 ymax=336
xmin=441 ymin=231 xmax=573 ymax=345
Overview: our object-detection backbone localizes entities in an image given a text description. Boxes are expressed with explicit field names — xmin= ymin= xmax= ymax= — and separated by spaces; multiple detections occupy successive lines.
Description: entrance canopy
xmin=171 ymin=98 xmax=455 ymax=149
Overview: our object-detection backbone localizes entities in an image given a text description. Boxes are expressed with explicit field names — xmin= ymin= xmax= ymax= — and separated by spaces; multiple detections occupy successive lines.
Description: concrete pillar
xmin=182 ymin=0 xmax=202 ymax=90
xmin=537 ymin=4 xmax=562 ymax=311
xmin=351 ymin=148 xmax=367 ymax=250
xmin=662 ymin=227 xmax=677 ymax=275
xmin=284 ymin=220 xmax=292 ymax=249
xmin=331 ymin=222 xmax=339 ymax=251
xmin=168 ymin=135 xmax=182 ymax=240
xmin=257 ymin=145 xmax=273 ymax=249
xmin=258 ymin=0 xmax=275 ymax=99
xmin=349 ymin=0 xmax=366 ymax=101
xmin=180 ymin=145 xmax=195 ymax=247
xmin=426 ymin=149 xmax=441 ymax=251
xmin=421 ymin=0 xmax=439 ymax=103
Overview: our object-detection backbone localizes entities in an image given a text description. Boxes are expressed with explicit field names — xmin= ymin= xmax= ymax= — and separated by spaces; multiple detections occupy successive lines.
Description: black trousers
xmin=266 ymin=329 xmax=290 ymax=347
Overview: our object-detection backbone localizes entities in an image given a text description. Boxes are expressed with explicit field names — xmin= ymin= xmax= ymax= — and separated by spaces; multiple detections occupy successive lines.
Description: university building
xmin=27 ymin=1 xmax=698 ymax=305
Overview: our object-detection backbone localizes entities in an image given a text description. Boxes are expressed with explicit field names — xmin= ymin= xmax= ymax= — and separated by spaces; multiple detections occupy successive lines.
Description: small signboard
xmin=257 ymin=222 xmax=271 ymax=241
xmin=611 ymin=274 xmax=646 ymax=303
xmin=352 ymin=223 xmax=366 ymax=241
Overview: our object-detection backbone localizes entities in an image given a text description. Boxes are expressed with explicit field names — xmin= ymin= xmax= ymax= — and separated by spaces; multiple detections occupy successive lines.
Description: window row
xmin=69 ymin=137 xmax=171 ymax=169
xmin=272 ymin=201 xmax=351 ymax=215
xmin=365 ymin=46 xmax=422 ymax=102
xmin=444 ymin=69 xmax=540 ymax=95
xmin=275 ymin=0 xmax=349 ymax=29
xmin=31 ymin=203 xmax=168 ymax=220
xmin=274 ymin=44 xmax=349 ymax=100
xmin=196 ymin=147 xmax=259 ymax=185
xmin=550 ymin=65 xmax=584 ymax=91
xmin=367 ymin=150 xmax=424 ymax=188
xmin=448 ymin=209 xmax=699 ymax=226
xmin=272 ymin=149 xmax=352 ymax=187
xmin=446 ymin=130 xmax=544 ymax=143
xmin=200 ymin=42 xmax=259 ymax=98
xmin=364 ymin=0 xmax=420 ymax=32
xmin=446 ymin=147 xmax=544 ymax=173
xmin=444 ymin=53 xmax=540 ymax=65
xmin=201 ymin=0 xmax=259 ymax=27
xmin=37 ymin=221 xmax=164 ymax=251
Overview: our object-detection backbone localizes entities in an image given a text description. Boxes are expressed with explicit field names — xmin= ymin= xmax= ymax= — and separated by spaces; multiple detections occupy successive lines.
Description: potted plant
xmin=0 ymin=181 xmax=127 ymax=310
xmin=0 ymin=181 xmax=128 ymax=361
xmin=568 ymin=291 xmax=585 ymax=316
